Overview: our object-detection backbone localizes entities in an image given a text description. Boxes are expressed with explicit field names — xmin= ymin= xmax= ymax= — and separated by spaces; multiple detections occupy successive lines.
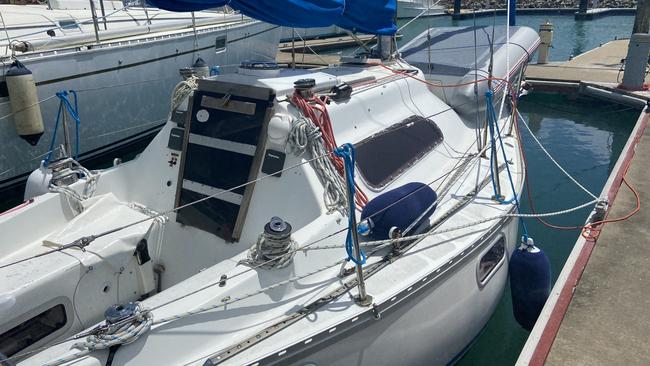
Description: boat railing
xmin=0 ymin=5 xmax=246 ymax=54
xmin=2 ymin=15 xmax=251 ymax=57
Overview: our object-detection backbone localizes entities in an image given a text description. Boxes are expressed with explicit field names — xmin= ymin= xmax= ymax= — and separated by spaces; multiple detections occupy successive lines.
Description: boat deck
xmin=525 ymin=39 xmax=650 ymax=107
xmin=517 ymin=108 xmax=650 ymax=365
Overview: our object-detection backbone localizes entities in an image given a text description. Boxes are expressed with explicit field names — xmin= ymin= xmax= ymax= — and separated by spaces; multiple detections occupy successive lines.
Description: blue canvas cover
xmin=146 ymin=0 xmax=397 ymax=35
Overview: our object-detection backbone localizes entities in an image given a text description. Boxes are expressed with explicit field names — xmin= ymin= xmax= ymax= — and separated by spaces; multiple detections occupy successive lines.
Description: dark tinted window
xmin=0 ymin=304 xmax=67 ymax=357
xmin=355 ymin=115 xmax=443 ymax=189
xmin=478 ymin=237 xmax=506 ymax=285
xmin=58 ymin=19 xmax=78 ymax=29
xmin=0 ymin=81 xmax=8 ymax=98
xmin=215 ymin=35 xmax=227 ymax=51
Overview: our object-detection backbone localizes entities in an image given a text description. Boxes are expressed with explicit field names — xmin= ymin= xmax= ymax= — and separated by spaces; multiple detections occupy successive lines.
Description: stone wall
xmin=438 ymin=0 xmax=637 ymax=9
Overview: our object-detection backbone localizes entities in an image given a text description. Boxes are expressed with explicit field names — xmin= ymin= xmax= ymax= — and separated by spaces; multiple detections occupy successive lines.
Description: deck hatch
xmin=175 ymin=82 xmax=275 ymax=242
xmin=355 ymin=115 xmax=443 ymax=189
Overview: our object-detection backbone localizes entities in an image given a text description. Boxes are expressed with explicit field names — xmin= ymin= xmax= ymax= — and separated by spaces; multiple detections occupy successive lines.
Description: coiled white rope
xmin=241 ymin=231 xmax=297 ymax=269
xmin=43 ymin=305 xmax=152 ymax=366
xmin=170 ymin=75 xmax=199 ymax=112
xmin=288 ymin=116 xmax=348 ymax=216
xmin=49 ymin=159 xmax=99 ymax=214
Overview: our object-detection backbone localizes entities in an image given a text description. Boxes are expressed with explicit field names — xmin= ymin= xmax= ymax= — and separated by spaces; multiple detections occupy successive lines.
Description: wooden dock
xmin=525 ymin=39 xmax=650 ymax=108
xmin=518 ymin=38 xmax=650 ymax=364
xmin=276 ymin=34 xmax=402 ymax=67
xmin=276 ymin=52 xmax=340 ymax=67
xmin=279 ymin=34 xmax=401 ymax=53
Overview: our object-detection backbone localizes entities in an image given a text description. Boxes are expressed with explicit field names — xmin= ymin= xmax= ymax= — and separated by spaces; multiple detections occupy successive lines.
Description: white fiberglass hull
xmin=0 ymin=21 xmax=280 ymax=190
xmin=260 ymin=217 xmax=520 ymax=366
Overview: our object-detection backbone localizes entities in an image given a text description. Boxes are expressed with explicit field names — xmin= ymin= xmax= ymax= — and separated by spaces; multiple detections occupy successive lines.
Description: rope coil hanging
xmin=44 ymin=90 xmax=81 ymax=165
xmin=42 ymin=304 xmax=152 ymax=366
xmin=334 ymin=143 xmax=366 ymax=265
xmin=290 ymin=91 xmax=368 ymax=209
xmin=288 ymin=115 xmax=348 ymax=215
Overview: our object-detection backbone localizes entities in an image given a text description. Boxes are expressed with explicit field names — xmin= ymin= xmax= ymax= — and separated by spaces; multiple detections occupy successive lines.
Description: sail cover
xmin=146 ymin=0 xmax=397 ymax=35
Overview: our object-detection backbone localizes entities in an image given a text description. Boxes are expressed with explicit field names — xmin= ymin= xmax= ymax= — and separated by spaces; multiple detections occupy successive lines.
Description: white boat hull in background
xmin=397 ymin=0 xmax=446 ymax=18
xmin=279 ymin=25 xmax=346 ymax=42
xmin=0 ymin=21 xmax=281 ymax=190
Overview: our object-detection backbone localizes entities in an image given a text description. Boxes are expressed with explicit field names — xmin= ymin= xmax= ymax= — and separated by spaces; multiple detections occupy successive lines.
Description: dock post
xmin=621 ymin=33 xmax=650 ymax=90
xmin=453 ymin=0 xmax=461 ymax=17
xmin=578 ymin=0 xmax=588 ymax=14
xmin=633 ymin=0 xmax=650 ymax=33
xmin=508 ymin=0 xmax=516 ymax=26
xmin=537 ymin=22 xmax=554 ymax=64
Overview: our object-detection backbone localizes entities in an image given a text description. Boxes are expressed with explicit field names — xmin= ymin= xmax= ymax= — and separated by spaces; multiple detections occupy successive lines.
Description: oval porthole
xmin=477 ymin=236 xmax=506 ymax=288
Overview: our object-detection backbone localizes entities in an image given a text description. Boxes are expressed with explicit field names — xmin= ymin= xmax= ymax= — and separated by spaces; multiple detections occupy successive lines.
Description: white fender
xmin=24 ymin=161 xmax=52 ymax=200
xmin=6 ymin=60 xmax=44 ymax=146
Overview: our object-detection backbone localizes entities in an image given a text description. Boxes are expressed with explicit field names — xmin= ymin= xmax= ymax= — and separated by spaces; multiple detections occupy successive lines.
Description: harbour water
xmin=0 ymin=13 xmax=641 ymax=365
xmin=396 ymin=14 xmax=635 ymax=61
xmin=458 ymin=92 xmax=637 ymax=365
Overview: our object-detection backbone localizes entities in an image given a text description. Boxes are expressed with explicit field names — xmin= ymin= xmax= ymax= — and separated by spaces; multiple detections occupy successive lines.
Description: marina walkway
xmin=545 ymin=115 xmax=650 ymax=365
xmin=526 ymin=39 xmax=650 ymax=106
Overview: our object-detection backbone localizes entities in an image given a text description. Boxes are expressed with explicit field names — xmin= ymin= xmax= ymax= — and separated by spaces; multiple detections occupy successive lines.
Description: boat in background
xmin=0 ymin=0 xmax=280 ymax=194
xmin=279 ymin=25 xmax=346 ymax=42
xmin=397 ymin=0 xmax=445 ymax=18
xmin=279 ymin=0 xmax=446 ymax=42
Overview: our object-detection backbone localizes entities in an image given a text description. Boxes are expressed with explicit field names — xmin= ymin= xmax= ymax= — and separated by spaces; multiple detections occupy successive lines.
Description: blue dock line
xmin=45 ymin=90 xmax=81 ymax=165
xmin=485 ymin=90 xmax=529 ymax=237
xmin=334 ymin=143 xmax=366 ymax=265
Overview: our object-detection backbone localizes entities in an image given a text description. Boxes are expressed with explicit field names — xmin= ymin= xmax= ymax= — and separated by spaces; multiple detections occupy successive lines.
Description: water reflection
xmin=457 ymin=92 xmax=636 ymax=366
xmin=572 ymin=20 xmax=587 ymax=57
xmin=390 ymin=14 xmax=634 ymax=62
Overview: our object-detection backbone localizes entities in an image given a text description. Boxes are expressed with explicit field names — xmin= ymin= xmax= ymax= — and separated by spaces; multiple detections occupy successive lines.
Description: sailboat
xmin=0 ymin=0 xmax=281 ymax=195
xmin=0 ymin=1 xmax=543 ymax=365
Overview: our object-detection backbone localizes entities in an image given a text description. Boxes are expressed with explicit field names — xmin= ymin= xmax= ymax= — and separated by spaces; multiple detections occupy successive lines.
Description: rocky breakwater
xmin=439 ymin=0 xmax=636 ymax=9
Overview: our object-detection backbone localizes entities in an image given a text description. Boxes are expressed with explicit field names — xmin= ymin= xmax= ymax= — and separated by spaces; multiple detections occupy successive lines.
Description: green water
xmin=457 ymin=93 xmax=637 ymax=365
xmin=330 ymin=14 xmax=635 ymax=62
xmin=397 ymin=14 xmax=635 ymax=61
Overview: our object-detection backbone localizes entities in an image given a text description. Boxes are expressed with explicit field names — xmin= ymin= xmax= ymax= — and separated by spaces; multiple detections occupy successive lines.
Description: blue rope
xmin=485 ymin=90 xmax=529 ymax=237
xmin=334 ymin=143 xmax=366 ymax=265
xmin=44 ymin=90 xmax=81 ymax=165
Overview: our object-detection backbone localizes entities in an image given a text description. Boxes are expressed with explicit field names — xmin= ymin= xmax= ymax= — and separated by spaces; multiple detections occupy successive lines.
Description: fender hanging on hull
xmin=6 ymin=60 xmax=45 ymax=146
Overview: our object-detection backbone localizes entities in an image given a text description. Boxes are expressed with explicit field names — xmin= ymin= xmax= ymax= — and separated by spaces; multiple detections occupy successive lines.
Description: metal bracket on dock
xmin=587 ymin=198 xmax=609 ymax=225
